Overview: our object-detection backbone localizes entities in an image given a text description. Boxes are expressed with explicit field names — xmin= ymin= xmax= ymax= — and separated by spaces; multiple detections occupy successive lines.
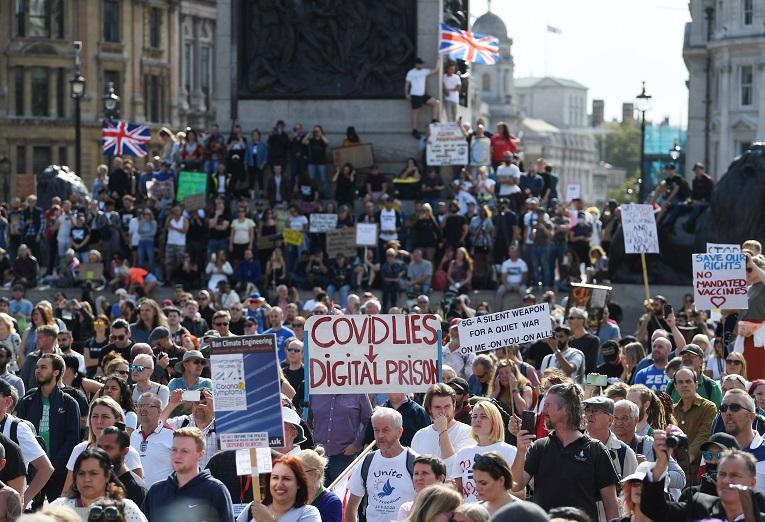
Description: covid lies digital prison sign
xmin=305 ymin=314 xmax=441 ymax=394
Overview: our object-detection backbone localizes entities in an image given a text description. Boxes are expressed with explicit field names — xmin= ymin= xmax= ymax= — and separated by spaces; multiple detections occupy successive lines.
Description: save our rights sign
xmin=457 ymin=303 xmax=553 ymax=354
xmin=692 ymin=252 xmax=749 ymax=310
xmin=305 ymin=314 xmax=441 ymax=394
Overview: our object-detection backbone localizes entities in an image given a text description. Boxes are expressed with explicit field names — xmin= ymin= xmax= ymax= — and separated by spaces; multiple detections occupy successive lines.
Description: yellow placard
xmin=283 ymin=229 xmax=304 ymax=246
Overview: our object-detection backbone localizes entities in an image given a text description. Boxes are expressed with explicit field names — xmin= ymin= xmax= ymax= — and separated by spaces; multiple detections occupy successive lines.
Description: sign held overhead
xmin=457 ymin=303 xmax=553 ymax=354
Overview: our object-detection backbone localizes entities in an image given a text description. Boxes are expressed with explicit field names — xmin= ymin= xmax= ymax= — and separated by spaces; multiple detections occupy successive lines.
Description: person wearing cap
xmin=665 ymin=344 xmax=722 ymax=407
xmin=196 ymin=290 xmax=216 ymax=327
xmin=242 ymin=316 xmax=258 ymax=336
xmin=167 ymin=350 xmax=212 ymax=394
xmin=162 ymin=388 xmax=219 ymax=468
xmin=539 ymin=326 xmax=586 ymax=387
xmin=683 ymin=162 xmax=715 ymax=232
xmin=613 ymin=460 xmax=654 ymax=521
xmin=595 ymin=340 xmax=624 ymax=379
xmin=405 ymin=58 xmax=439 ymax=138
xmin=673 ymin=367 xmax=718 ymax=483
xmin=447 ymin=378 xmax=472 ymax=425
xmin=683 ymin=432 xmax=739 ymax=498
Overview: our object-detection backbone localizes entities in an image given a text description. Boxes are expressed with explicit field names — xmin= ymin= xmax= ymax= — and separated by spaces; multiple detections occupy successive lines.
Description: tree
xmin=596 ymin=120 xmax=641 ymax=178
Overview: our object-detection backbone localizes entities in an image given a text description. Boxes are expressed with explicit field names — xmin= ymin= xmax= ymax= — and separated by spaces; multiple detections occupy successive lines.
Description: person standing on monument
xmin=405 ymin=58 xmax=439 ymax=139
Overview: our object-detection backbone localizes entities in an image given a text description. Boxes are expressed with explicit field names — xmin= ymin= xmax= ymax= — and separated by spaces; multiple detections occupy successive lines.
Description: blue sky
xmin=471 ymin=0 xmax=691 ymax=127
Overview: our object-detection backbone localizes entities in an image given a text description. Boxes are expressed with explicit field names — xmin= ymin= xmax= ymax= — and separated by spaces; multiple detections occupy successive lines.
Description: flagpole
xmin=328 ymin=441 xmax=377 ymax=491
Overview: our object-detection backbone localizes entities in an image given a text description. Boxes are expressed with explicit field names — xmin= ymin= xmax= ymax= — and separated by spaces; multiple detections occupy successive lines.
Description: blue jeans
xmin=549 ymin=243 xmax=566 ymax=285
xmin=207 ymin=238 xmax=229 ymax=261
xmin=138 ymin=239 xmax=156 ymax=273
xmin=308 ymin=163 xmax=329 ymax=198
xmin=327 ymin=284 xmax=351 ymax=307
xmin=532 ymin=245 xmax=552 ymax=287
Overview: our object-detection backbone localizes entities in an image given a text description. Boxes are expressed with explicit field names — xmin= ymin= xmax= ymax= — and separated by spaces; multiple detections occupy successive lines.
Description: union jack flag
xmin=101 ymin=120 xmax=151 ymax=157
xmin=439 ymin=23 xmax=500 ymax=65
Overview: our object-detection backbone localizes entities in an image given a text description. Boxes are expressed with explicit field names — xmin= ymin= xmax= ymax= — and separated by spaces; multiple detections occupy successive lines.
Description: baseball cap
xmin=446 ymin=377 xmax=470 ymax=395
xmin=679 ymin=344 xmax=704 ymax=359
xmin=148 ymin=326 xmax=170 ymax=343
xmin=620 ymin=461 xmax=653 ymax=483
xmin=583 ymin=396 xmax=614 ymax=415
xmin=700 ymin=432 xmax=740 ymax=452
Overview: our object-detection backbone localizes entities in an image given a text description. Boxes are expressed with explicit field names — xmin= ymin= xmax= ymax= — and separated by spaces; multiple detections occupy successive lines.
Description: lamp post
xmin=103 ymin=82 xmax=120 ymax=122
xmin=669 ymin=140 xmax=682 ymax=172
xmin=69 ymin=41 xmax=85 ymax=177
xmin=635 ymin=81 xmax=652 ymax=202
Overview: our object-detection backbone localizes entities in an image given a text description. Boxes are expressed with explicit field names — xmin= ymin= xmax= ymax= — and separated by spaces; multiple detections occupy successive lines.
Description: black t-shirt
xmin=119 ymin=470 xmax=146 ymax=506
xmin=63 ymin=385 xmax=90 ymax=419
xmin=525 ymin=341 xmax=551 ymax=370
xmin=569 ymin=333 xmax=601 ymax=374
xmin=421 ymin=175 xmax=443 ymax=194
xmin=280 ymin=363 xmax=303 ymax=394
xmin=0 ymin=433 xmax=25 ymax=485
xmin=229 ymin=318 xmax=245 ymax=336
xmin=306 ymin=137 xmax=327 ymax=165
xmin=596 ymin=361 xmax=624 ymax=379
xmin=70 ymin=226 xmax=90 ymax=251
xmin=367 ymin=173 xmax=386 ymax=193
xmin=208 ymin=215 xmax=230 ymax=241
xmin=665 ymin=175 xmax=690 ymax=201
xmin=443 ymin=214 xmax=467 ymax=244
xmin=100 ymin=342 xmax=134 ymax=362
xmin=119 ymin=209 xmax=137 ymax=232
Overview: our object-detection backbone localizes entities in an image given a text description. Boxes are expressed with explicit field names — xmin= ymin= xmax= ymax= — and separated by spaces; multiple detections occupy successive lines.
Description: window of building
xmin=16 ymin=147 xmax=26 ymax=174
xmin=103 ymin=69 xmax=120 ymax=96
xmin=144 ymin=74 xmax=161 ymax=122
xmin=744 ymin=0 xmax=753 ymax=25
xmin=482 ymin=73 xmax=491 ymax=92
xmin=200 ymin=46 xmax=211 ymax=104
xmin=103 ymin=0 xmax=120 ymax=42
xmin=32 ymin=147 xmax=51 ymax=174
xmin=57 ymin=68 xmax=65 ymax=118
xmin=14 ymin=68 xmax=24 ymax=116
xmin=17 ymin=0 xmax=63 ymax=38
xmin=31 ymin=67 xmax=49 ymax=117
xmin=149 ymin=7 xmax=161 ymax=48
xmin=740 ymin=64 xmax=753 ymax=106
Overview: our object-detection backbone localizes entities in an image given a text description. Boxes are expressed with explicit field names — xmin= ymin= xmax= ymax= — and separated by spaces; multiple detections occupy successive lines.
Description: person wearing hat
xmin=539 ymin=325 xmax=586 ymax=386
xmin=665 ymin=344 xmax=723 ymax=407
xmin=614 ymin=460 xmax=654 ymax=521
xmin=195 ymin=290 xmax=216 ymax=327
xmin=167 ymin=350 xmax=211 ymax=394
xmin=242 ymin=316 xmax=258 ymax=336
xmin=446 ymin=377 xmax=472 ymax=425
xmin=276 ymin=406 xmax=307 ymax=456
xmin=684 ymin=161 xmax=715 ymax=233
xmin=595 ymin=340 xmax=624 ymax=379
xmin=683 ymin=432 xmax=740 ymax=498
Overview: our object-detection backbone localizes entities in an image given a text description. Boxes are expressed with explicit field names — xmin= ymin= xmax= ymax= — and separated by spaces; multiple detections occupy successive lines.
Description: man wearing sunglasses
xmin=101 ymin=319 xmax=134 ymax=363
xmin=168 ymin=350 xmax=212 ymax=394
xmin=719 ymin=389 xmax=765 ymax=493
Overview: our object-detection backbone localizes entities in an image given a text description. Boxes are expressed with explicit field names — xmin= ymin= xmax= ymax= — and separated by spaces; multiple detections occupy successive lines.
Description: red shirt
xmin=490 ymin=134 xmax=518 ymax=163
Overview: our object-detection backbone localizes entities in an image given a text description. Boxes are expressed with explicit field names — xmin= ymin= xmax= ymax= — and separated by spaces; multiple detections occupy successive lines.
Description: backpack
xmin=358 ymin=449 xmax=416 ymax=522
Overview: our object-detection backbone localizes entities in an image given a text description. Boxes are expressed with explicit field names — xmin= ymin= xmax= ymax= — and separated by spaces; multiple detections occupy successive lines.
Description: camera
xmin=73 ymin=41 xmax=82 ymax=51
xmin=666 ymin=433 xmax=688 ymax=449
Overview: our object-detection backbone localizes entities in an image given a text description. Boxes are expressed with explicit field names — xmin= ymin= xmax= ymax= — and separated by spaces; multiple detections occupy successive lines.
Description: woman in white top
xmin=450 ymin=400 xmax=519 ymax=503
xmin=237 ymin=455 xmax=320 ymax=522
xmin=229 ymin=207 xmax=256 ymax=262
xmin=62 ymin=397 xmax=143 ymax=495
xmin=0 ymin=313 xmax=21 ymax=373
xmin=205 ymin=249 xmax=234 ymax=291
xmin=51 ymin=448 xmax=147 ymax=522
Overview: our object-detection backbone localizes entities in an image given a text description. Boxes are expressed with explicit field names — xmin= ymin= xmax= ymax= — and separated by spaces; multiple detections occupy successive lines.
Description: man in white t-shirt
xmin=405 ymin=58 xmax=439 ymax=139
xmin=130 ymin=392 xmax=174 ymax=488
xmin=345 ymin=408 xmax=417 ymax=522
xmin=442 ymin=62 xmax=462 ymax=122
xmin=410 ymin=384 xmax=474 ymax=466
xmin=540 ymin=326 xmax=586 ymax=386
xmin=494 ymin=246 xmax=528 ymax=311
xmin=495 ymin=152 xmax=522 ymax=197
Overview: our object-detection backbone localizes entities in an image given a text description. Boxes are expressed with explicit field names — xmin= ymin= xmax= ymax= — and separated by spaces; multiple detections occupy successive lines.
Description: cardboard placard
xmin=457 ymin=304 xmax=553 ymax=354
xmin=566 ymin=283 xmax=612 ymax=331
xmin=692 ymin=252 xmax=748 ymax=310
xmin=211 ymin=334 xmax=285 ymax=448
xmin=355 ymin=223 xmax=378 ymax=247
xmin=283 ymin=229 xmax=304 ymax=246
xmin=15 ymin=175 xmax=36 ymax=199
xmin=326 ymin=228 xmax=356 ymax=259
xmin=621 ymin=204 xmax=660 ymax=254
xmin=77 ymin=262 xmax=104 ymax=281
xmin=332 ymin=143 xmax=374 ymax=169
xmin=306 ymin=314 xmax=441 ymax=393
xmin=565 ymin=183 xmax=581 ymax=202
xmin=706 ymin=243 xmax=741 ymax=254
xmin=426 ymin=122 xmax=469 ymax=166
xmin=309 ymin=213 xmax=338 ymax=233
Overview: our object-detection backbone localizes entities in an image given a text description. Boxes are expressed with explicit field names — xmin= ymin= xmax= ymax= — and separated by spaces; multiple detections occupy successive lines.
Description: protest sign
xmin=469 ymin=135 xmax=491 ymax=166
xmin=426 ymin=122 xmax=469 ymax=166
xmin=283 ymin=229 xmax=303 ymax=246
xmin=567 ymin=283 xmax=612 ymax=331
xmin=176 ymin=171 xmax=207 ymax=208
xmin=692 ymin=252 xmax=748 ymax=310
xmin=355 ymin=223 xmax=378 ymax=246
xmin=305 ymin=314 xmax=441 ymax=394
xmin=565 ymin=183 xmax=581 ymax=202
xmin=77 ymin=262 xmax=104 ymax=282
xmin=457 ymin=304 xmax=553 ymax=354
xmin=332 ymin=143 xmax=374 ymax=169
xmin=326 ymin=227 xmax=356 ymax=258
xmin=707 ymin=243 xmax=741 ymax=254
xmin=15 ymin=175 xmax=36 ymax=198
xmin=309 ymin=213 xmax=338 ymax=233
xmin=621 ymin=204 xmax=660 ymax=254
xmin=211 ymin=334 xmax=285 ymax=448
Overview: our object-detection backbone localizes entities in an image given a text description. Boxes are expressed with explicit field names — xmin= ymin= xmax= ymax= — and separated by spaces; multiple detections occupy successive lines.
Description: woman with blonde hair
xmin=404 ymin=484 xmax=462 ymax=522
xmin=724 ymin=351 xmax=748 ymax=379
xmin=0 ymin=313 xmax=21 ymax=373
xmin=620 ymin=342 xmax=646 ymax=385
xmin=452 ymin=503 xmax=490 ymax=522
xmin=295 ymin=448 xmax=341 ymax=522
xmin=450 ymin=400 xmax=520 ymax=502
xmin=488 ymin=360 xmax=533 ymax=416
xmin=447 ymin=247 xmax=474 ymax=294
xmin=627 ymin=384 xmax=667 ymax=437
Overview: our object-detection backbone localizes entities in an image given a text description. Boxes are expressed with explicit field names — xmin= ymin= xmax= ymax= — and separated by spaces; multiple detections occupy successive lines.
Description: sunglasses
xmin=720 ymin=403 xmax=752 ymax=413
xmin=188 ymin=359 xmax=205 ymax=365
xmin=113 ymin=369 xmax=129 ymax=376
xmin=129 ymin=364 xmax=146 ymax=372
xmin=286 ymin=348 xmax=301 ymax=353
xmin=109 ymin=334 xmax=126 ymax=341
xmin=88 ymin=506 xmax=120 ymax=521
xmin=726 ymin=359 xmax=743 ymax=365
xmin=214 ymin=322 xmax=229 ymax=327
xmin=702 ymin=450 xmax=723 ymax=461
xmin=93 ymin=321 xmax=107 ymax=327
xmin=567 ymin=316 xmax=582 ymax=321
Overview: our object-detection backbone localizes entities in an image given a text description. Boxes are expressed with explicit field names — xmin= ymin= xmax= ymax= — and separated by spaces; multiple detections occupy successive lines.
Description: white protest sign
xmin=469 ymin=136 xmax=491 ymax=166
xmin=306 ymin=314 xmax=440 ymax=394
xmin=706 ymin=243 xmax=741 ymax=254
xmin=309 ymin=213 xmax=338 ymax=233
xmin=235 ymin=449 xmax=252 ymax=475
xmin=355 ymin=223 xmax=378 ymax=246
xmin=621 ymin=204 xmax=660 ymax=254
xmin=457 ymin=303 xmax=553 ymax=354
xmin=692 ymin=252 xmax=749 ymax=310
xmin=565 ymin=183 xmax=581 ymax=202
xmin=426 ymin=122 xmax=469 ymax=166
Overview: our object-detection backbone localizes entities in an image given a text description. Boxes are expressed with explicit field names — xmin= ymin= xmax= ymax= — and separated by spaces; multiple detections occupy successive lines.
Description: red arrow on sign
xmin=365 ymin=345 xmax=377 ymax=363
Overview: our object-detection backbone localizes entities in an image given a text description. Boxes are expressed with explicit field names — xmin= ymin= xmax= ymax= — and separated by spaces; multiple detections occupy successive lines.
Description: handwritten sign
xmin=565 ymin=183 xmax=581 ymax=202
xmin=77 ymin=262 xmax=104 ymax=282
xmin=469 ymin=136 xmax=491 ymax=167
xmin=355 ymin=223 xmax=378 ymax=246
xmin=306 ymin=314 xmax=440 ymax=393
xmin=332 ymin=143 xmax=374 ymax=169
xmin=707 ymin=243 xmax=741 ymax=254
xmin=309 ymin=213 xmax=338 ymax=233
xmin=426 ymin=123 xmax=468 ymax=166
xmin=326 ymin=228 xmax=356 ymax=259
xmin=283 ymin=229 xmax=304 ymax=246
xmin=457 ymin=304 xmax=553 ymax=354
xmin=692 ymin=252 xmax=748 ymax=310
xmin=621 ymin=204 xmax=659 ymax=254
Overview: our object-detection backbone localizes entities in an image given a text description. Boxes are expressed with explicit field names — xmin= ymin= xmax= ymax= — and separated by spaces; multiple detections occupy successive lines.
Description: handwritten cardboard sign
xmin=565 ymin=183 xmax=581 ymax=202
xmin=706 ymin=243 xmax=741 ymax=254
xmin=426 ymin=123 xmax=469 ymax=166
xmin=457 ymin=303 xmax=553 ymax=354
xmin=283 ymin=229 xmax=304 ymax=246
xmin=692 ymin=252 xmax=748 ymax=310
xmin=309 ymin=213 xmax=338 ymax=233
xmin=621 ymin=204 xmax=660 ymax=254
xmin=326 ymin=228 xmax=356 ymax=259
xmin=332 ymin=143 xmax=374 ymax=169
xmin=306 ymin=314 xmax=440 ymax=393
xmin=355 ymin=223 xmax=378 ymax=246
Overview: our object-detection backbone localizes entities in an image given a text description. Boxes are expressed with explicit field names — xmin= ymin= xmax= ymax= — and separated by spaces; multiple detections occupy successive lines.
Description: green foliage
xmin=597 ymin=120 xmax=641 ymax=178
xmin=608 ymin=172 xmax=641 ymax=204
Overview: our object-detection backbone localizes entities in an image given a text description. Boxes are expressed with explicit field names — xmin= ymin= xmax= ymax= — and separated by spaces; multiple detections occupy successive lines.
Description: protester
xmin=411 ymin=384 xmax=474 ymax=464
xmin=129 ymin=392 xmax=173 ymax=488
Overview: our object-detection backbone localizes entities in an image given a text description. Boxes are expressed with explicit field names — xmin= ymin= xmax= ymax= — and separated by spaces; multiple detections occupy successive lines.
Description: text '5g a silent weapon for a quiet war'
xmin=457 ymin=303 xmax=554 ymax=354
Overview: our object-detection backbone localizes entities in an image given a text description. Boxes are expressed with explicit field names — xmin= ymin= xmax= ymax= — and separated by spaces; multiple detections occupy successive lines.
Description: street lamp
xmin=103 ymin=82 xmax=120 ymax=122
xmin=70 ymin=41 xmax=85 ymax=178
xmin=669 ymin=140 xmax=682 ymax=173
xmin=635 ymin=82 xmax=652 ymax=202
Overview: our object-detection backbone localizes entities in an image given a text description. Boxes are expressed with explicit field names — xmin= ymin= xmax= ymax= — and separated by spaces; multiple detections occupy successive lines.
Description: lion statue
xmin=36 ymin=164 xmax=89 ymax=209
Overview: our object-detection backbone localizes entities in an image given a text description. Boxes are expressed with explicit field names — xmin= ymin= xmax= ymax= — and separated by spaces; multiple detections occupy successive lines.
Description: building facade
xmin=684 ymin=0 xmax=764 ymax=180
xmin=515 ymin=77 xmax=588 ymax=129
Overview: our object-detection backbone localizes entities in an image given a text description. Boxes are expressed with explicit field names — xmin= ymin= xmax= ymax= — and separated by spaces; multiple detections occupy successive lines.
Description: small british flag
xmin=439 ymin=23 xmax=500 ymax=65
xmin=101 ymin=120 xmax=151 ymax=157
